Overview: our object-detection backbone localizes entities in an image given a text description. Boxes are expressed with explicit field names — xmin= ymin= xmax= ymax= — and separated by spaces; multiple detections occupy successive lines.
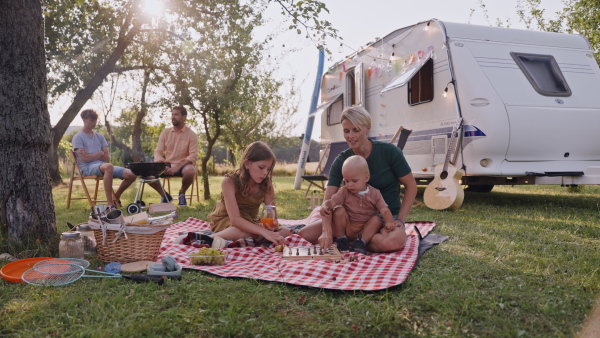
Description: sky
xmin=49 ymin=0 xmax=567 ymax=139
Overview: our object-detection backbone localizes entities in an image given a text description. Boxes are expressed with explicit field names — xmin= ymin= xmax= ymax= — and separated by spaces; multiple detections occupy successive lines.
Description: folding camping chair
xmin=66 ymin=150 xmax=117 ymax=209
xmin=161 ymin=169 xmax=200 ymax=206
xmin=390 ymin=126 xmax=422 ymax=208
xmin=391 ymin=126 xmax=412 ymax=150
xmin=301 ymin=142 xmax=348 ymax=198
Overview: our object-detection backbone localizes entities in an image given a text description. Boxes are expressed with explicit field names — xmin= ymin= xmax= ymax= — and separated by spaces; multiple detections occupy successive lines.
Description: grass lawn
xmin=1 ymin=177 xmax=599 ymax=336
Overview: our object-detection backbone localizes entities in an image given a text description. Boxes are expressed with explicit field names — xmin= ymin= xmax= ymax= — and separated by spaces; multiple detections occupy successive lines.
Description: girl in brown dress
xmin=208 ymin=141 xmax=290 ymax=246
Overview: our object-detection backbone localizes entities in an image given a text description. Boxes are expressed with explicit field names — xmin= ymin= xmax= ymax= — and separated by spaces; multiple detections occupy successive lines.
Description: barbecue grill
xmin=125 ymin=162 xmax=169 ymax=214
xmin=127 ymin=162 xmax=166 ymax=178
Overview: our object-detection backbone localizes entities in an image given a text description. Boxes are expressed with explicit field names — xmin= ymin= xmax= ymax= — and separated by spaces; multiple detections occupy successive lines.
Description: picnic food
xmin=274 ymin=245 xmax=285 ymax=252
xmin=189 ymin=247 xmax=227 ymax=265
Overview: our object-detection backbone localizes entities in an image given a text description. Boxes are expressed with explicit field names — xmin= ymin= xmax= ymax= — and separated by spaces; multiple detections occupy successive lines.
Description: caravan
xmin=315 ymin=19 xmax=600 ymax=193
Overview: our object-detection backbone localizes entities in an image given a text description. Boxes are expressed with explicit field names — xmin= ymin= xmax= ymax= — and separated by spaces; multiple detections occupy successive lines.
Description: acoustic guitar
xmin=424 ymin=119 xmax=465 ymax=210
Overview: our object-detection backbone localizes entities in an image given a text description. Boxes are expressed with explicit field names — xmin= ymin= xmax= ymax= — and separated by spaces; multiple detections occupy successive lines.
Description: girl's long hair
xmin=236 ymin=141 xmax=276 ymax=196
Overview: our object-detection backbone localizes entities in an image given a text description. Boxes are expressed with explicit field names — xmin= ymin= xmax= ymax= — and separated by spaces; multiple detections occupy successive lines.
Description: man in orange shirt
xmin=151 ymin=106 xmax=199 ymax=206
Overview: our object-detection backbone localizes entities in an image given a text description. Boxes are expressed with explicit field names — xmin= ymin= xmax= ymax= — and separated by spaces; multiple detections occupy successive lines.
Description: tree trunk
xmin=201 ymin=137 xmax=218 ymax=200
xmin=104 ymin=69 xmax=150 ymax=163
xmin=0 ymin=0 xmax=57 ymax=244
xmin=200 ymin=107 xmax=222 ymax=200
xmin=105 ymin=120 xmax=133 ymax=156
xmin=131 ymin=70 xmax=151 ymax=162
xmin=47 ymin=11 xmax=142 ymax=185
xmin=228 ymin=148 xmax=236 ymax=167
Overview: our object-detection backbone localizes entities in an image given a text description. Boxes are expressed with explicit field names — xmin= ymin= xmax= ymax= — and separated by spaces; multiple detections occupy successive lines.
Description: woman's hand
xmin=319 ymin=200 xmax=332 ymax=217
xmin=318 ymin=230 xmax=333 ymax=249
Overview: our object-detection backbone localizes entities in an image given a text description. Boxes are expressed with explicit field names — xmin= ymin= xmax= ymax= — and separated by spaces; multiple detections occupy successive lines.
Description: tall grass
xmin=1 ymin=178 xmax=599 ymax=336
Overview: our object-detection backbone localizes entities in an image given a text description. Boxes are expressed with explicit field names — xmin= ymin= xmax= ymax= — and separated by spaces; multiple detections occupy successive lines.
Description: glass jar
xmin=59 ymin=231 xmax=84 ymax=259
xmin=260 ymin=205 xmax=277 ymax=231
xmin=77 ymin=224 xmax=97 ymax=255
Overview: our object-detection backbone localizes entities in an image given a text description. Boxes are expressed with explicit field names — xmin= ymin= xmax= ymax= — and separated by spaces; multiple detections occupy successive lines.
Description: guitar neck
xmin=442 ymin=129 xmax=457 ymax=171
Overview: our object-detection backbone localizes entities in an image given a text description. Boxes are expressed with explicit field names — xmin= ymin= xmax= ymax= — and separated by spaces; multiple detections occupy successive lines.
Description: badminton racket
xmin=22 ymin=263 xmax=164 ymax=286
xmin=34 ymin=258 xmax=164 ymax=284
xmin=34 ymin=258 xmax=90 ymax=269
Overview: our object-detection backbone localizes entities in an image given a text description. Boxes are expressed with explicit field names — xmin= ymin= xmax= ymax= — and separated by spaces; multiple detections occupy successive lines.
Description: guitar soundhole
xmin=440 ymin=171 xmax=448 ymax=180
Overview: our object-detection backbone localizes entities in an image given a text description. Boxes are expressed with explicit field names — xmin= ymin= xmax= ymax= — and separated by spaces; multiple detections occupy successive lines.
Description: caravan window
xmin=511 ymin=52 xmax=571 ymax=97
xmin=327 ymin=97 xmax=344 ymax=126
xmin=408 ymin=58 xmax=434 ymax=105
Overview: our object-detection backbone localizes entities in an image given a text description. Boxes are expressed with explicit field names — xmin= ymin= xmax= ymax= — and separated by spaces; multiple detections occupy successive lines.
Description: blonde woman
xmin=299 ymin=106 xmax=417 ymax=253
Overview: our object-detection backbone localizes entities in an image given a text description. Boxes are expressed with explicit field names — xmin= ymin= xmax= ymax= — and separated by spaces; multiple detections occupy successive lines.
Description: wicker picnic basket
xmin=89 ymin=220 xmax=168 ymax=264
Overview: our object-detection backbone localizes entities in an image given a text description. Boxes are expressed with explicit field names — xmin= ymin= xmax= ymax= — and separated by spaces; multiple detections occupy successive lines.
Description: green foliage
xmin=57 ymin=130 xmax=78 ymax=158
xmin=43 ymin=0 xmax=338 ymax=192
xmin=219 ymin=69 xmax=299 ymax=156
xmin=158 ymin=1 xmax=289 ymax=198
xmin=276 ymin=0 xmax=340 ymax=53
xmin=42 ymin=0 xmax=339 ymax=180
xmin=44 ymin=0 xmax=121 ymax=100
xmin=1 ymin=180 xmax=599 ymax=336
xmin=111 ymin=106 xmax=167 ymax=162
xmin=44 ymin=0 xmax=338 ymax=103
xmin=513 ymin=0 xmax=568 ymax=32
xmin=479 ymin=0 xmax=600 ymax=63
xmin=565 ymin=0 xmax=600 ymax=59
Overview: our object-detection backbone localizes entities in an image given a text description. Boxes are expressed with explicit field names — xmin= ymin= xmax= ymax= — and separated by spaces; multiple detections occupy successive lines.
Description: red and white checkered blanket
xmin=158 ymin=208 xmax=436 ymax=290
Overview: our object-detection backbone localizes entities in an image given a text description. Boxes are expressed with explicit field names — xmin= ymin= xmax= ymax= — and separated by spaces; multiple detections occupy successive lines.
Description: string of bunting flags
xmin=325 ymin=41 xmax=446 ymax=82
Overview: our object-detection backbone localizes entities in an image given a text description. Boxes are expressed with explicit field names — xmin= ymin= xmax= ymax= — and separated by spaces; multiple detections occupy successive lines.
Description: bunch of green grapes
xmin=190 ymin=247 xmax=226 ymax=265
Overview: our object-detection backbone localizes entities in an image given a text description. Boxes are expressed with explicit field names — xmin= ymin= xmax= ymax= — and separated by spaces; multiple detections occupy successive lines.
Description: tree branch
xmin=139 ymin=28 xmax=185 ymax=40
xmin=104 ymin=119 xmax=133 ymax=155
xmin=112 ymin=65 xmax=168 ymax=74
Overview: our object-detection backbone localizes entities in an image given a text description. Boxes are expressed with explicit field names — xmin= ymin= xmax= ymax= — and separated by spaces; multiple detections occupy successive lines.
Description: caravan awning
xmin=309 ymin=93 xmax=343 ymax=117
xmin=382 ymin=54 xmax=431 ymax=93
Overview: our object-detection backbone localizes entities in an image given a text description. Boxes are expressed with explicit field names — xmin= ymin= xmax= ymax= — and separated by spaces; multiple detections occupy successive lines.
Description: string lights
xmin=443 ymin=80 xmax=455 ymax=98
xmin=316 ymin=19 xmax=462 ymax=102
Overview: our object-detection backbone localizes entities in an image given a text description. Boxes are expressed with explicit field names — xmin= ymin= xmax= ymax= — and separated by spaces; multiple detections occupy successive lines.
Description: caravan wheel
xmin=465 ymin=185 xmax=494 ymax=193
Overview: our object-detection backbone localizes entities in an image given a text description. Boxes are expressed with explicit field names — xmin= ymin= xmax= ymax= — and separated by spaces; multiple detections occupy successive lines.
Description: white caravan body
xmin=317 ymin=19 xmax=600 ymax=187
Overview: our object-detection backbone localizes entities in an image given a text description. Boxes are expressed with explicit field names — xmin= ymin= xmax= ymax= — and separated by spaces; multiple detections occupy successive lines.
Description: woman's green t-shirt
xmin=327 ymin=140 xmax=411 ymax=215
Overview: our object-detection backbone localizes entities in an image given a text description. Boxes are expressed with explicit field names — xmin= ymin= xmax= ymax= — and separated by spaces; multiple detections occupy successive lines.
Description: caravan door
xmin=346 ymin=63 xmax=364 ymax=107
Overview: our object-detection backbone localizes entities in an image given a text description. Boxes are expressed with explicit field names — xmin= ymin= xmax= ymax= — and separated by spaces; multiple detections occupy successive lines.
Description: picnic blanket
xmin=158 ymin=208 xmax=439 ymax=291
